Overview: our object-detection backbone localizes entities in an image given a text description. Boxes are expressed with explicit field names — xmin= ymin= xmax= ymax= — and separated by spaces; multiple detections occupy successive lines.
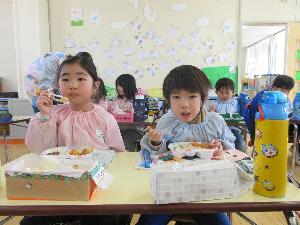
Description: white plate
xmin=168 ymin=142 xmax=213 ymax=159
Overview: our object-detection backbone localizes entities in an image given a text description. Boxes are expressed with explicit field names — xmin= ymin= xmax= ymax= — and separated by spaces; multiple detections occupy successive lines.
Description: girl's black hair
xmin=115 ymin=74 xmax=137 ymax=101
xmin=272 ymin=74 xmax=295 ymax=90
xmin=163 ymin=65 xmax=211 ymax=103
xmin=93 ymin=77 xmax=107 ymax=103
xmin=215 ymin=78 xmax=235 ymax=92
xmin=57 ymin=53 xmax=98 ymax=83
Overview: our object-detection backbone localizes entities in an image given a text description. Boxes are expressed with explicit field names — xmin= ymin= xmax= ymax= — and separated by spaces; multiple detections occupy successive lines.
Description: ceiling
xmin=242 ymin=25 xmax=286 ymax=48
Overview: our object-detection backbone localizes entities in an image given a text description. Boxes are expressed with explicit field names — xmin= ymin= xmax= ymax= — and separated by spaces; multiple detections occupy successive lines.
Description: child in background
xmin=24 ymin=51 xmax=66 ymax=112
xmin=109 ymin=73 xmax=137 ymax=115
xmin=211 ymin=77 xmax=246 ymax=152
xmin=137 ymin=65 xmax=234 ymax=225
xmin=94 ymin=77 xmax=110 ymax=111
xmin=244 ymin=75 xmax=294 ymax=147
xmin=25 ymin=54 xmax=125 ymax=154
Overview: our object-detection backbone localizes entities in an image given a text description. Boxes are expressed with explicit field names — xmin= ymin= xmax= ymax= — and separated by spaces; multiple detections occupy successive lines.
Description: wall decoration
xmin=64 ymin=34 xmax=76 ymax=48
xmin=229 ymin=64 xmax=236 ymax=74
xmin=111 ymin=21 xmax=128 ymax=30
xmin=226 ymin=40 xmax=236 ymax=52
xmin=133 ymin=66 xmax=144 ymax=78
xmin=104 ymin=68 xmax=116 ymax=77
xmin=88 ymin=40 xmax=100 ymax=52
xmin=71 ymin=8 xmax=83 ymax=26
xmin=159 ymin=62 xmax=169 ymax=70
xmin=149 ymin=50 xmax=160 ymax=59
xmin=167 ymin=25 xmax=178 ymax=37
xmin=205 ymin=55 xmax=216 ymax=65
xmin=123 ymin=61 xmax=133 ymax=70
xmin=194 ymin=17 xmax=208 ymax=27
xmin=131 ymin=21 xmax=142 ymax=32
xmin=170 ymin=3 xmax=188 ymax=12
xmin=137 ymin=51 xmax=148 ymax=61
xmin=218 ymin=51 xmax=229 ymax=62
xmin=111 ymin=36 xmax=122 ymax=47
xmin=128 ymin=0 xmax=139 ymax=10
xmin=166 ymin=47 xmax=176 ymax=57
xmin=222 ymin=20 xmax=235 ymax=34
xmin=147 ymin=66 xmax=158 ymax=76
xmin=204 ymin=38 xmax=214 ymax=50
xmin=144 ymin=30 xmax=157 ymax=39
xmin=187 ymin=46 xmax=199 ymax=55
xmin=144 ymin=4 xmax=157 ymax=22
xmin=154 ymin=37 xmax=166 ymax=47
xmin=105 ymin=49 xmax=114 ymax=60
xmin=123 ymin=47 xmax=135 ymax=56
xmin=190 ymin=31 xmax=202 ymax=42
xmin=178 ymin=36 xmax=188 ymax=46
xmin=90 ymin=11 xmax=101 ymax=27
xmin=134 ymin=35 xmax=144 ymax=45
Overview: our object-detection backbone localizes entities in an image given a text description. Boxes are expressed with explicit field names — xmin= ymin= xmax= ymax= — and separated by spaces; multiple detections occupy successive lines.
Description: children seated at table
xmin=243 ymin=74 xmax=294 ymax=147
xmin=137 ymin=65 xmax=234 ymax=225
xmin=210 ymin=77 xmax=246 ymax=152
xmin=25 ymin=54 xmax=125 ymax=154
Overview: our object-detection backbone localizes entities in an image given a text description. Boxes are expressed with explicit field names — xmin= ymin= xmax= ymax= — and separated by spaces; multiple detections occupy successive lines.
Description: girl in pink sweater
xmin=25 ymin=54 xmax=125 ymax=154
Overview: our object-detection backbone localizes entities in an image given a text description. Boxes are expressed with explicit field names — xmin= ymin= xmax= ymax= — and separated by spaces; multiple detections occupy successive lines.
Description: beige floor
xmin=1 ymin=144 xmax=300 ymax=225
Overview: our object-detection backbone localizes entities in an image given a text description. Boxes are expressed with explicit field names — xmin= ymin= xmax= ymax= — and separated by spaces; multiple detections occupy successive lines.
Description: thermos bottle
xmin=253 ymin=91 xmax=289 ymax=197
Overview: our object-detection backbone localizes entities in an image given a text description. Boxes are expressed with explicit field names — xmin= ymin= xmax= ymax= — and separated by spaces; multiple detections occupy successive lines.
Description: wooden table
xmin=1 ymin=152 xmax=300 ymax=216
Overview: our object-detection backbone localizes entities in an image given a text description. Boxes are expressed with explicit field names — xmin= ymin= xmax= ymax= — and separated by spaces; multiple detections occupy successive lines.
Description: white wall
xmin=0 ymin=0 xmax=17 ymax=92
xmin=241 ymin=0 xmax=300 ymax=23
xmin=13 ymin=0 xmax=50 ymax=98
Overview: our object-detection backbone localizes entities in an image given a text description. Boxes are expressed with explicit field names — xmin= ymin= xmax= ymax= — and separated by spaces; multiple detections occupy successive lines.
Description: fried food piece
xmin=69 ymin=147 xmax=94 ymax=156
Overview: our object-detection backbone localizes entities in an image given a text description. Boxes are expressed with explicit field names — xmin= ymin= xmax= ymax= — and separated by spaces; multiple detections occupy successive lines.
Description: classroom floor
xmin=1 ymin=144 xmax=300 ymax=225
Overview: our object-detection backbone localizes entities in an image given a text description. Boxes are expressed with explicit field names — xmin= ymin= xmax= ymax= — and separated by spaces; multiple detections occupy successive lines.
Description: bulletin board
xmin=49 ymin=0 xmax=239 ymax=96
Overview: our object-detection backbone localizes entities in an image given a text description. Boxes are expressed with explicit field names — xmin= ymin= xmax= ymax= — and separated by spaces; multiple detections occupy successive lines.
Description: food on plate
xmin=191 ymin=142 xmax=210 ymax=149
xmin=46 ymin=151 xmax=60 ymax=155
xmin=68 ymin=147 xmax=94 ymax=156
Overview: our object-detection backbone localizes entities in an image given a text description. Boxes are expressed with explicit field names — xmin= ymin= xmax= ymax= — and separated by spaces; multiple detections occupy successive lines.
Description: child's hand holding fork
xmin=37 ymin=90 xmax=54 ymax=116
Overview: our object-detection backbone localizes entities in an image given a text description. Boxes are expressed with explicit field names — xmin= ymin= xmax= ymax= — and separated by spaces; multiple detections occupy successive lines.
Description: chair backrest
xmin=8 ymin=98 xmax=34 ymax=117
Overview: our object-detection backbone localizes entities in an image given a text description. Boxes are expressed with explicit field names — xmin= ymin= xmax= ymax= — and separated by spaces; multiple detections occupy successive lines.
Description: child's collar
xmin=188 ymin=107 xmax=207 ymax=124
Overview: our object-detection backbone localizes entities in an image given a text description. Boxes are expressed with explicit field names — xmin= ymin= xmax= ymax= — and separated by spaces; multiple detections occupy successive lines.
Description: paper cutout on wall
xmin=154 ymin=37 xmax=165 ymax=47
xmin=147 ymin=66 xmax=158 ymax=76
xmin=111 ymin=36 xmax=122 ymax=47
xmin=187 ymin=46 xmax=199 ymax=55
xmin=104 ymin=68 xmax=116 ymax=77
xmin=144 ymin=30 xmax=157 ymax=39
xmin=217 ymin=51 xmax=229 ymax=62
xmin=223 ymin=20 xmax=235 ymax=34
xmin=88 ymin=40 xmax=100 ymax=52
xmin=204 ymin=38 xmax=214 ymax=50
xmin=205 ymin=55 xmax=216 ymax=65
xmin=178 ymin=36 xmax=188 ymax=46
xmin=137 ymin=51 xmax=148 ymax=61
xmin=166 ymin=47 xmax=176 ymax=57
xmin=159 ymin=62 xmax=169 ymax=70
xmin=190 ymin=31 xmax=202 ymax=42
xmin=134 ymin=35 xmax=144 ymax=45
xmin=144 ymin=4 xmax=157 ymax=22
xmin=123 ymin=47 xmax=134 ymax=56
xmin=133 ymin=66 xmax=144 ymax=78
xmin=167 ymin=25 xmax=178 ymax=37
xmin=128 ymin=0 xmax=139 ymax=10
xmin=111 ymin=21 xmax=128 ymax=30
xmin=123 ymin=61 xmax=133 ymax=70
xmin=64 ymin=34 xmax=76 ymax=48
xmin=195 ymin=17 xmax=208 ymax=27
xmin=149 ymin=50 xmax=160 ymax=59
xmin=229 ymin=64 xmax=236 ymax=74
xmin=226 ymin=41 xmax=236 ymax=52
xmin=131 ymin=21 xmax=142 ymax=32
xmin=170 ymin=3 xmax=187 ymax=11
xmin=90 ymin=11 xmax=101 ymax=27
xmin=105 ymin=49 xmax=114 ymax=60
xmin=176 ymin=59 xmax=183 ymax=66
xmin=76 ymin=46 xmax=87 ymax=53
xmin=71 ymin=8 xmax=83 ymax=26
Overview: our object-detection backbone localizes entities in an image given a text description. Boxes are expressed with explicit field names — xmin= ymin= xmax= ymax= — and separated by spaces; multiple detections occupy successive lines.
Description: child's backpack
xmin=243 ymin=90 xmax=265 ymax=146
xmin=237 ymin=92 xmax=250 ymax=117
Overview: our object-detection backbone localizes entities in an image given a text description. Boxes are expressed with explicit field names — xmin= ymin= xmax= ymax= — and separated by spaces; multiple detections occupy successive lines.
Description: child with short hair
xmin=25 ymin=54 xmax=125 ymax=154
xmin=137 ymin=65 xmax=234 ymax=225
xmin=211 ymin=77 xmax=246 ymax=151
xmin=109 ymin=73 xmax=137 ymax=115
xmin=244 ymin=74 xmax=294 ymax=147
